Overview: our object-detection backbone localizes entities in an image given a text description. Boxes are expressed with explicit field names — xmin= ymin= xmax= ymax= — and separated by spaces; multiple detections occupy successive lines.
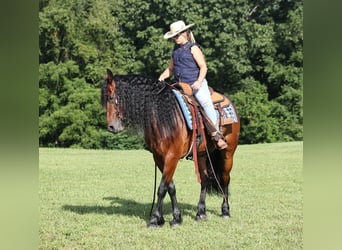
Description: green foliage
xmin=232 ymin=78 xmax=279 ymax=144
xmin=39 ymin=0 xmax=303 ymax=148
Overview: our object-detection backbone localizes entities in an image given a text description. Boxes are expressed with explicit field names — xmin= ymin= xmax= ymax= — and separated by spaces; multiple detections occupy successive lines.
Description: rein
xmin=149 ymin=163 xmax=157 ymax=217
xmin=189 ymin=102 xmax=200 ymax=183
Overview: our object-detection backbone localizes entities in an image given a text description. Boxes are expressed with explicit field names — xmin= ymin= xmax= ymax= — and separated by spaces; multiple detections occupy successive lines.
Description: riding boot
xmin=211 ymin=131 xmax=228 ymax=150
xmin=199 ymin=110 xmax=227 ymax=150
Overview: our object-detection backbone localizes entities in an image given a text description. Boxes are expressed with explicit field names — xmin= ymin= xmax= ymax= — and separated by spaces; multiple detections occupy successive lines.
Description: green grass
xmin=39 ymin=141 xmax=303 ymax=249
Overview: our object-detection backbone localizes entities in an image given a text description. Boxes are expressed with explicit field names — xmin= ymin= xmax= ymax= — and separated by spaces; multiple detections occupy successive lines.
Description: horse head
xmin=104 ymin=69 xmax=124 ymax=133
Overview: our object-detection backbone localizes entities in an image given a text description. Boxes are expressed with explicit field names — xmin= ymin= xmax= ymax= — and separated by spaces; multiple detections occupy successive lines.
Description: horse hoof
xmin=195 ymin=213 xmax=207 ymax=221
xmin=221 ymin=213 xmax=230 ymax=219
xmin=170 ymin=221 xmax=181 ymax=227
xmin=147 ymin=217 xmax=165 ymax=228
xmin=170 ymin=219 xmax=182 ymax=227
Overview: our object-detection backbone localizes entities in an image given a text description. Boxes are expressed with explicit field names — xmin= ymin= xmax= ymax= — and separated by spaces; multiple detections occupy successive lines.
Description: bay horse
xmin=101 ymin=69 xmax=240 ymax=227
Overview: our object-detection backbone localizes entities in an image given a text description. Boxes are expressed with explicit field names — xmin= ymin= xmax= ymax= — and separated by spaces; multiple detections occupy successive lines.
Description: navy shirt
xmin=172 ymin=42 xmax=201 ymax=84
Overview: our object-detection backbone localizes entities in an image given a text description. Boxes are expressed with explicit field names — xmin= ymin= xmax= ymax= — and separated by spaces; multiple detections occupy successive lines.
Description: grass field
xmin=39 ymin=141 xmax=303 ymax=249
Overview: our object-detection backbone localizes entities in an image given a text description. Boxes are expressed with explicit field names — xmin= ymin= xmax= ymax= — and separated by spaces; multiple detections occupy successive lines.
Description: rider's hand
xmin=191 ymin=80 xmax=202 ymax=90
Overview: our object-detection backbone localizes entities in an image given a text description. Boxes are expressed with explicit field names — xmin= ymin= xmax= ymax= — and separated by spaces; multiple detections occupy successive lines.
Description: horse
xmin=101 ymin=69 xmax=240 ymax=227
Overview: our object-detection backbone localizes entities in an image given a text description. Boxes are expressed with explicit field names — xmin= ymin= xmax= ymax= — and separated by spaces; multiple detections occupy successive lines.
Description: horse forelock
xmin=113 ymin=75 xmax=180 ymax=138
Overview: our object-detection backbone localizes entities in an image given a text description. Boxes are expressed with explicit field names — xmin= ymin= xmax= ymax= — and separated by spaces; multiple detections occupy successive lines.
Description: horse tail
xmin=206 ymin=149 xmax=225 ymax=195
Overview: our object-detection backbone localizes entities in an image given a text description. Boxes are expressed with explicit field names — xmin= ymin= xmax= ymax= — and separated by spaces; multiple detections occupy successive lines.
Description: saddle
xmin=173 ymin=82 xmax=236 ymax=127
xmin=171 ymin=82 xmax=237 ymax=183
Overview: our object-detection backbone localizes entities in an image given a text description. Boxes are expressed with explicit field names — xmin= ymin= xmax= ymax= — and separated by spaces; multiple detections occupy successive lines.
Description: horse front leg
xmin=148 ymin=152 xmax=181 ymax=227
xmin=168 ymin=180 xmax=182 ymax=226
xmin=147 ymin=177 xmax=167 ymax=227
xmin=196 ymin=181 xmax=207 ymax=221
xmin=196 ymin=156 xmax=208 ymax=221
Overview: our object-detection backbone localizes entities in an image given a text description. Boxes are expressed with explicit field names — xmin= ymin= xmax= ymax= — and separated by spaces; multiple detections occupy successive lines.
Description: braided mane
xmin=113 ymin=75 xmax=181 ymax=139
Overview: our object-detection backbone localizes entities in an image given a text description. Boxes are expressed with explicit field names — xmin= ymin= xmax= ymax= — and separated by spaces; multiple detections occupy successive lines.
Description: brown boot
xmin=211 ymin=132 xmax=228 ymax=150
xmin=216 ymin=138 xmax=228 ymax=150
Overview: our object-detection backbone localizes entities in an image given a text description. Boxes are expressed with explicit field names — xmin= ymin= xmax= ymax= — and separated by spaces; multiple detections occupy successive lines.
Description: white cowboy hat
xmin=163 ymin=20 xmax=195 ymax=39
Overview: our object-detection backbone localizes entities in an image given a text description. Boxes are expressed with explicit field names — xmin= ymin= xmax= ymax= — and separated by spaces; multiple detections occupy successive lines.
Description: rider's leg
xmin=194 ymin=80 xmax=227 ymax=149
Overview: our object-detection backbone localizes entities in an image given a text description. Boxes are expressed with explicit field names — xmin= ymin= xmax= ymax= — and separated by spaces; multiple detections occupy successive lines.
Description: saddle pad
xmin=216 ymin=103 xmax=238 ymax=123
xmin=172 ymin=89 xmax=238 ymax=130
xmin=172 ymin=89 xmax=193 ymax=130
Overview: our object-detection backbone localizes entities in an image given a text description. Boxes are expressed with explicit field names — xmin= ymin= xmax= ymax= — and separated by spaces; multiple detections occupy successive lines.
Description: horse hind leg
xmin=168 ymin=180 xmax=182 ymax=226
xmin=221 ymin=155 xmax=234 ymax=218
xmin=204 ymin=147 xmax=234 ymax=219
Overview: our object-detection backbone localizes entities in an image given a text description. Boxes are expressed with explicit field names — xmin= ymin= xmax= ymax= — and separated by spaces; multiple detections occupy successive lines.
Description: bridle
xmin=106 ymin=84 xmax=124 ymax=120
xmin=106 ymin=91 xmax=117 ymax=104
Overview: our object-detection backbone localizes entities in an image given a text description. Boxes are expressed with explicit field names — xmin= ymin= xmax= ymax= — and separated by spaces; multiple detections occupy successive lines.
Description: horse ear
xmin=107 ymin=68 xmax=113 ymax=77
xmin=106 ymin=68 xmax=114 ymax=83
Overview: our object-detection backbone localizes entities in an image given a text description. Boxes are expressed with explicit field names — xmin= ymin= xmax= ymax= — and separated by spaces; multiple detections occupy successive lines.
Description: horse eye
xmin=115 ymin=98 xmax=118 ymax=104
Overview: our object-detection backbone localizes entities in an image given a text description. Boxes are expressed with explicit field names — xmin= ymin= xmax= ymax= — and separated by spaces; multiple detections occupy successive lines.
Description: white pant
xmin=193 ymin=79 xmax=218 ymax=131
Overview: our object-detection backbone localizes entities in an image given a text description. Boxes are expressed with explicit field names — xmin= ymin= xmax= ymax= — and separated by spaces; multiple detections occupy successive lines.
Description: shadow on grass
xmin=62 ymin=196 xmax=220 ymax=221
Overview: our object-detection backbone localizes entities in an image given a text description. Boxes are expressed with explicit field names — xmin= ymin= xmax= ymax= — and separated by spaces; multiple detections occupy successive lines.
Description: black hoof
xmin=221 ymin=212 xmax=230 ymax=219
xmin=195 ymin=213 xmax=207 ymax=221
xmin=170 ymin=218 xmax=182 ymax=227
xmin=147 ymin=216 xmax=165 ymax=228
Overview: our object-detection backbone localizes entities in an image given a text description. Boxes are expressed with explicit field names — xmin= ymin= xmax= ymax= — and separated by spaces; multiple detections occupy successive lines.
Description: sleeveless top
xmin=172 ymin=42 xmax=200 ymax=84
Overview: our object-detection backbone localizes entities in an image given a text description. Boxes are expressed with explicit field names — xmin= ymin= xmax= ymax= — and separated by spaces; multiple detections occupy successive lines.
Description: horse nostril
xmin=108 ymin=125 xmax=114 ymax=132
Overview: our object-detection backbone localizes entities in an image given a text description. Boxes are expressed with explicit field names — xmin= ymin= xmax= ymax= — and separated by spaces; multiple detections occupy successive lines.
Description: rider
xmin=159 ymin=20 xmax=227 ymax=150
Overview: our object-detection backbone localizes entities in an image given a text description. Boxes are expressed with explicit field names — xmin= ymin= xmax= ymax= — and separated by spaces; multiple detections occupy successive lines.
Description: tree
xmin=39 ymin=0 xmax=303 ymax=148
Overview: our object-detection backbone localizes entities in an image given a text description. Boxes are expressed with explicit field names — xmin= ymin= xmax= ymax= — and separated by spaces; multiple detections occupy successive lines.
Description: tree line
xmin=39 ymin=0 xmax=303 ymax=148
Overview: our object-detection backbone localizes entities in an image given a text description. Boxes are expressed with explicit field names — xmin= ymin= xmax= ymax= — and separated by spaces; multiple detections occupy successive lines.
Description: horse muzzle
xmin=107 ymin=121 xmax=124 ymax=133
